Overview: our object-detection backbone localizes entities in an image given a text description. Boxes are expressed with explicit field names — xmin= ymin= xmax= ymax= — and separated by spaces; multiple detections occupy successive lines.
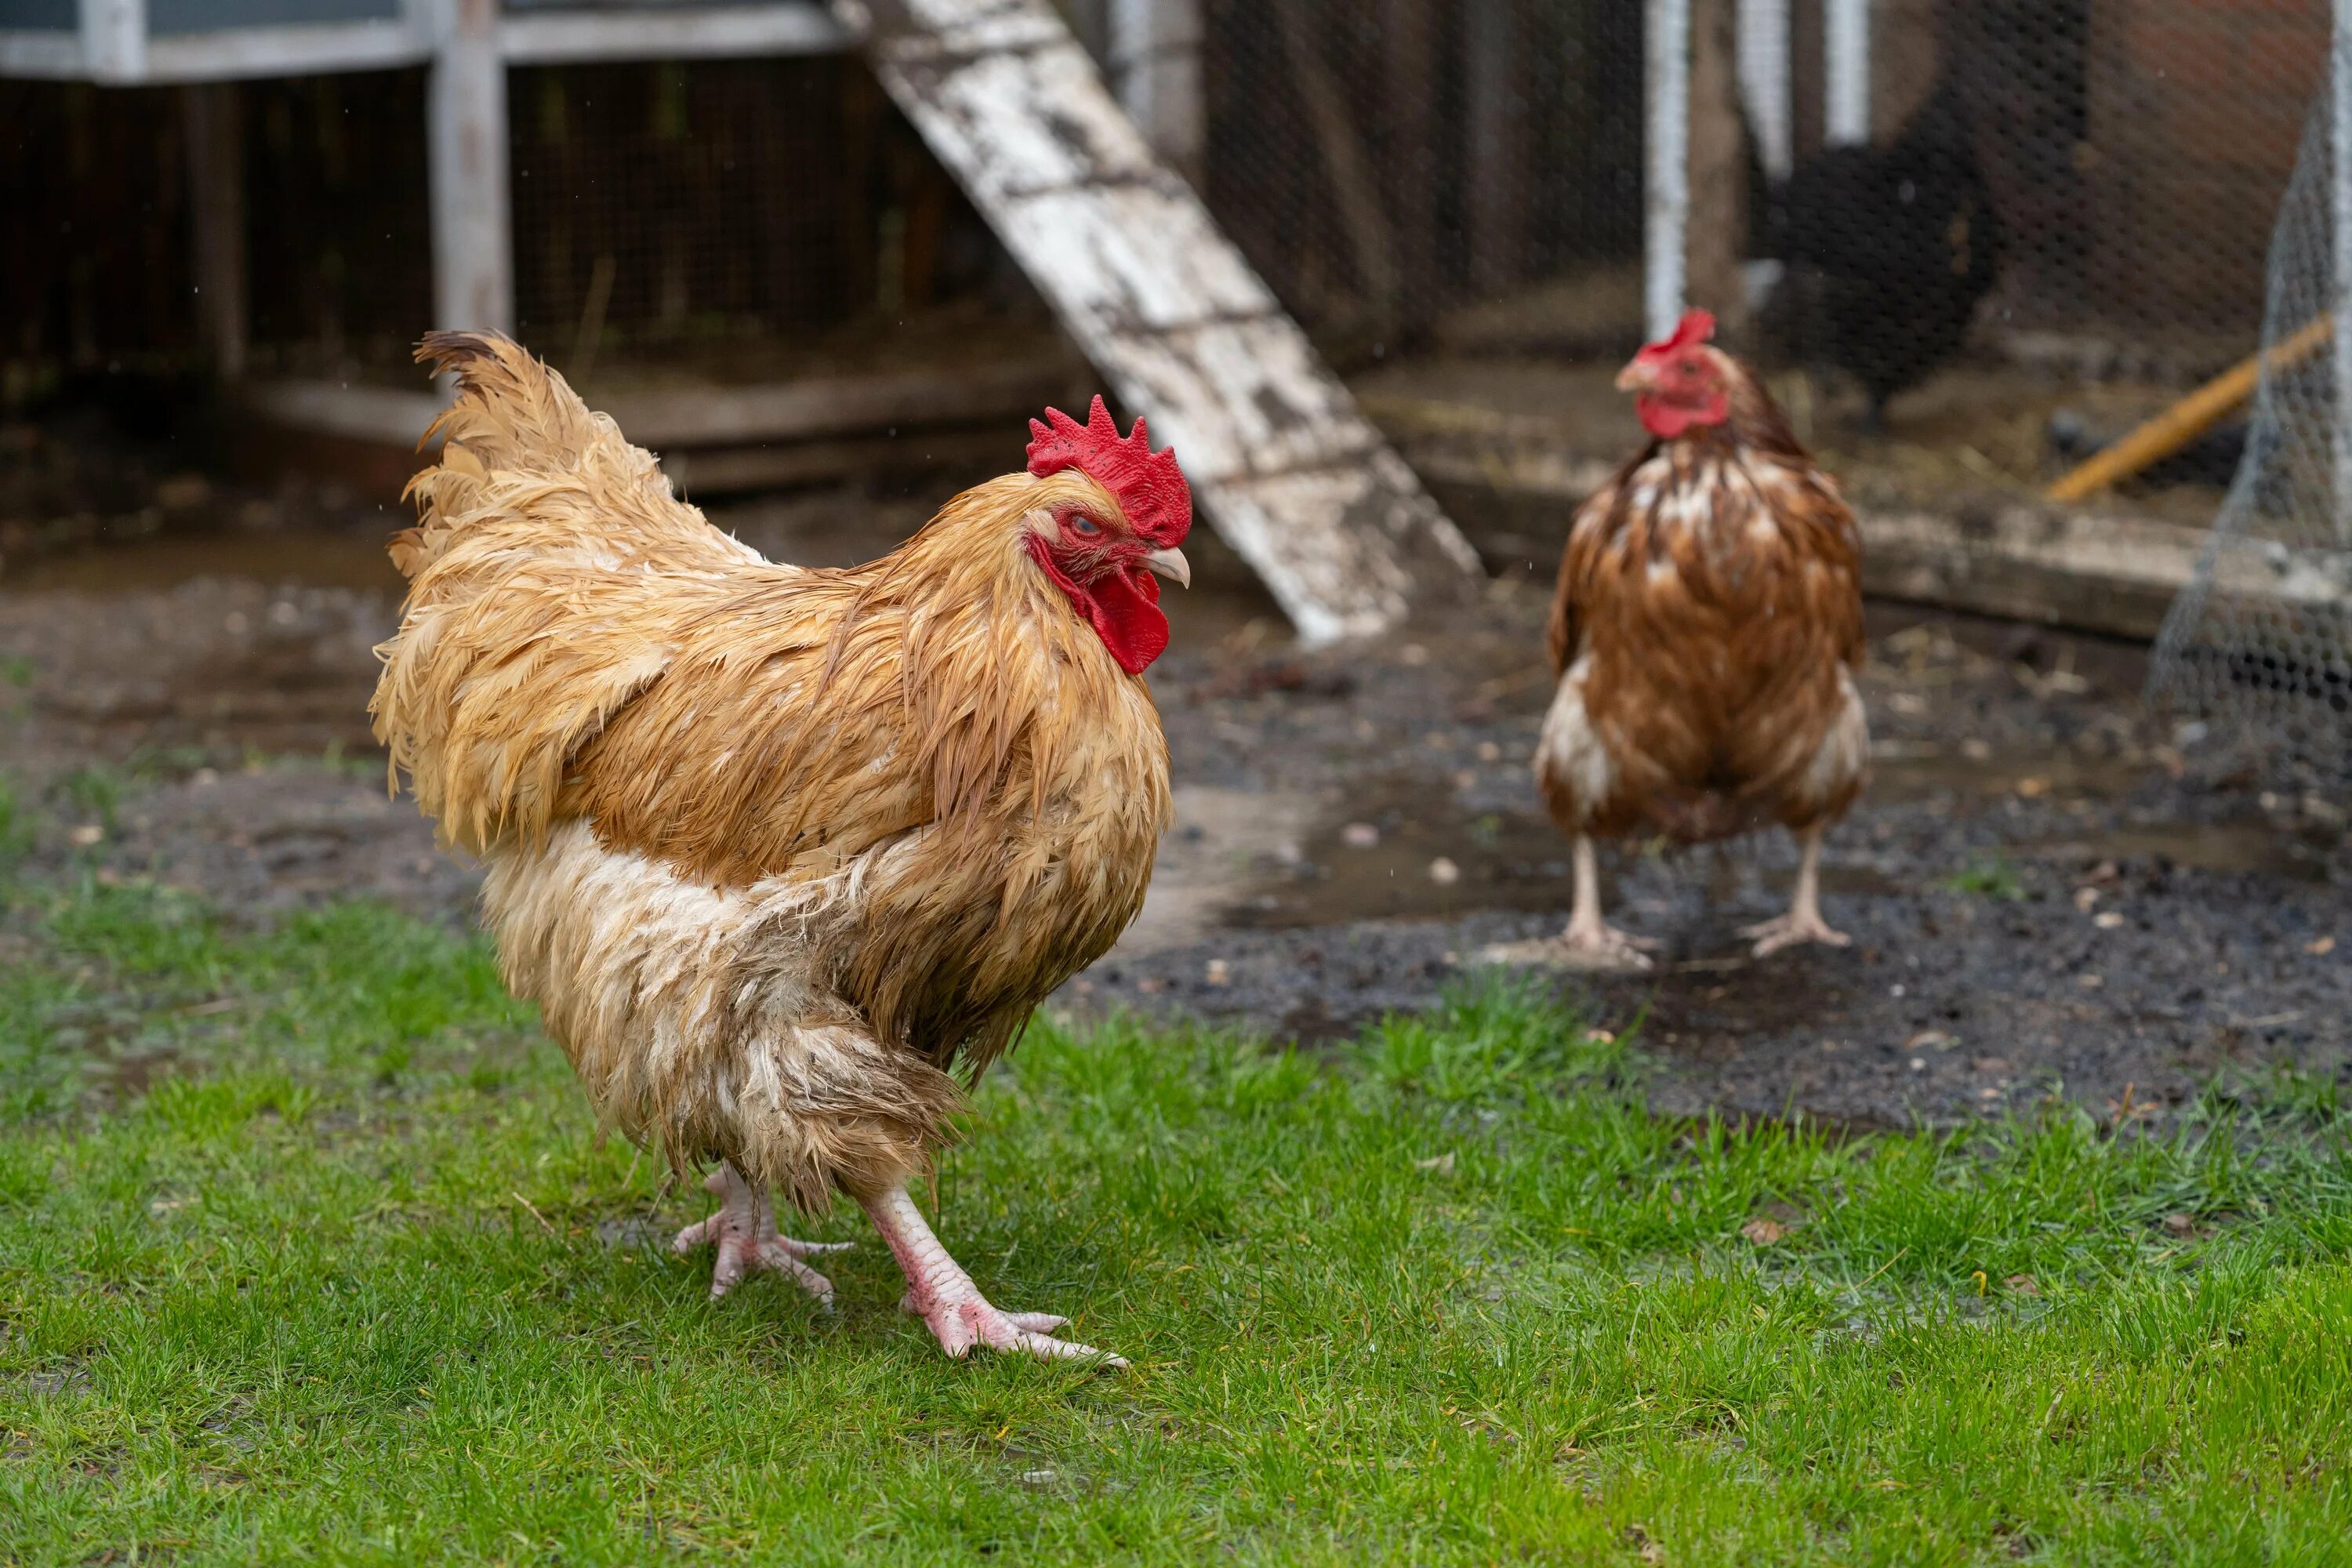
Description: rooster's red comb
xmin=1025 ymin=395 xmax=1192 ymax=548
xmin=1638 ymin=309 xmax=1718 ymax=359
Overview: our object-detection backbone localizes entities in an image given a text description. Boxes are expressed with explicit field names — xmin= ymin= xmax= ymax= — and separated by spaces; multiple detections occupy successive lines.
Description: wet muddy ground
xmin=2 ymin=458 xmax=2344 ymax=1131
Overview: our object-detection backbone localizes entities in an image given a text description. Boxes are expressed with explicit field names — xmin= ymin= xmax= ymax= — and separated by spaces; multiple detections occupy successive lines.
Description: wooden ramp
xmin=833 ymin=0 xmax=1480 ymax=644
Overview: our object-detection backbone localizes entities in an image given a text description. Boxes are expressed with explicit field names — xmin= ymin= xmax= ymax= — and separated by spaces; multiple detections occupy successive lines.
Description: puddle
xmin=2017 ymin=824 xmax=2336 ymax=881
xmin=1219 ymin=779 xmax=1573 ymax=931
xmin=1867 ymin=739 xmax=2147 ymax=803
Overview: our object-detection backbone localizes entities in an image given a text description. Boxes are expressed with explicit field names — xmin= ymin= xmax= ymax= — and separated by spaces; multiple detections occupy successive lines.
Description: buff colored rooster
xmin=1520 ymin=310 xmax=1867 ymax=968
xmin=372 ymin=333 xmax=1193 ymax=1365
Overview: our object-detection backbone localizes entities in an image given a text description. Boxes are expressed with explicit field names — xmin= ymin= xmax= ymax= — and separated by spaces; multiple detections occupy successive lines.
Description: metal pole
xmin=1646 ymin=0 xmax=1690 ymax=340
xmin=1824 ymin=0 xmax=1870 ymax=147
xmin=426 ymin=0 xmax=514 ymax=334
xmin=2333 ymin=0 xmax=2352 ymax=542
xmin=1737 ymin=0 xmax=1791 ymax=180
xmin=78 ymin=0 xmax=146 ymax=82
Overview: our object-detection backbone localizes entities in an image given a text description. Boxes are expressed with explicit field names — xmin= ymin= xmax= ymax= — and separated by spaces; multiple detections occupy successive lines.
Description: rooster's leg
xmin=1741 ymin=825 xmax=1851 ymax=956
xmin=673 ymin=1163 xmax=851 ymax=1305
xmin=861 ymin=1184 xmax=1126 ymax=1367
xmin=1556 ymin=834 xmax=1659 ymax=970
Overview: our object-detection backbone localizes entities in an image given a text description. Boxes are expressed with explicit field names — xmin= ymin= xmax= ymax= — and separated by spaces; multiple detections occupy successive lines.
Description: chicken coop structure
xmin=8 ymin=0 xmax=2352 ymax=652
xmin=0 ymin=0 xmax=1475 ymax=641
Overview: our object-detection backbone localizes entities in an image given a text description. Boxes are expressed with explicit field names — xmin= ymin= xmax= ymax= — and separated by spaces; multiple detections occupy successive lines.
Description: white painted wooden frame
xmin=1 ymin=1 xmax=850 ymax=82
xmin=1824 ymin=0 xmax=1870 ymax=147
xmin=1644 ymin=0 xmax=1690 ymax=340
xmin=1737 ymin=0 xmax=1790 ymax=180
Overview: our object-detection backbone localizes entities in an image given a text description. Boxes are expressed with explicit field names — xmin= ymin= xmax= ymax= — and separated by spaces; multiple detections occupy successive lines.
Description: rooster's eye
xmin=1068 ymin=514 xmax=1102 ymax=537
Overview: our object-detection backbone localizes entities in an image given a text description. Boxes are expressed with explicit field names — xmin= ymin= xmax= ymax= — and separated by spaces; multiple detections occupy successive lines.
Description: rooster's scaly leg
xmin=1557 ymin=834 xmax=1659 ymax=969
xmin=1741 ymin=825 xmax=1851 ymax=956
xmin=862 ymin=1185 xmax=1125 ymax=1367
xmin=673 ymin=1163 xmax=851 ymax=1304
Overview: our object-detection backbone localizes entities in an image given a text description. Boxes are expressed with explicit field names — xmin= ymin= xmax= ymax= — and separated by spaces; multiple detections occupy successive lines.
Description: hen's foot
xmin=1740 ymin=910 xmax=1851 ymax=957
xmin=1480 ymin=924 xmax=1658 ymax=972
xmin=866 ymin=1186 xmax=1125 ymax=1367
xmin=673 ymin=1163 xmax=851 ymax=1305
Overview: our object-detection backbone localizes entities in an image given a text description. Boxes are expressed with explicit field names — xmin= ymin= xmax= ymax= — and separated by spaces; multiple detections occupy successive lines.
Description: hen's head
xmin=1020 ymin=396 xmax=1193 ymax=674
xmin=1617 ymin=310 xmax=1733 ymax=439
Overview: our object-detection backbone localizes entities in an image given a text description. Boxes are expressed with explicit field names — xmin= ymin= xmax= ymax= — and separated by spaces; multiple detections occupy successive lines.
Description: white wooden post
xmin=1646 ymin=0 xmax=1690 ymax=340
xmin=426 ymin=0 xmax=513 ymax=332
xmin=1106 ymin=0 xmax=1202 ymax=179
xmin=2334 ymin=0 xmax=2352 ymax=543
xmin=1824 ymin=0 xmax=1870 ymax=146
xmin=1737 ymin=0 xmax=1791 ymax=179
xmin=79 ymin=0 xmax=146 ymax=82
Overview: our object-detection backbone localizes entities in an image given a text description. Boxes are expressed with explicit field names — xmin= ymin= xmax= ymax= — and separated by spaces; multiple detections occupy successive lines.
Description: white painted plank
xmin=833 ymin=0 xmax=1479 ymax=642
xmin=79 ymin=0 xmax=145 ymax=81
xmin=499 ymin=2 xmax=846 ymax=66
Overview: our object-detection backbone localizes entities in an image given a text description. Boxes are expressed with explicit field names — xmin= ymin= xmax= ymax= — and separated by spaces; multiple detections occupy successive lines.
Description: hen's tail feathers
xmin=391 ymin=331 xmax=668 ymax=579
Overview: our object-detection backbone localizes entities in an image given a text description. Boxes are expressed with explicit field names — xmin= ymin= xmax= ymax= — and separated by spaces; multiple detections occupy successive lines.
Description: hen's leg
xmin=1741 ymin=825 xmax=1851 ymax=956
xmin=673 ymin=1163 xmax=851 ymax=1305
xmin=862 ymin=1184 xmax=1125 ymax=1367
xmin=1557 ymin=834 xmax=1659 ymax=969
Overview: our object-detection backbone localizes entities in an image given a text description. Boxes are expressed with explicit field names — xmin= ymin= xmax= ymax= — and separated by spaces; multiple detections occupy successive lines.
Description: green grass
xmin=1942 ymin=858 xmax=2029 ymax=902
xmin=2 ymin=874 xmax=2350 ymax=1564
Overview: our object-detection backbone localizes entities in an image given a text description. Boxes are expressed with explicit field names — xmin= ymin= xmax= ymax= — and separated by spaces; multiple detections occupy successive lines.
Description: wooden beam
xmin=426 ymin=0 xmax=512 ymax=333
xmin=1360 ymin=397 xmax=2352 ymax=641
xmin=831 ymin=0 xmax=1479 ymax=644
xmin=240 ymin=358 xmax=1081 ymax=454
xmin=498 ymin=3 xmax=847 ymax=66
xmin=182 ymin=82 xmax=247 ymax=383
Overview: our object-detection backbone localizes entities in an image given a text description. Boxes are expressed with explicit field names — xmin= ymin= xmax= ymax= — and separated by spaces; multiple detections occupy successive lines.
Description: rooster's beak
xmin=1614 ymin=360 xmax=1657 ymax=394
xmin=1142 ymin=547 xmax=1191 ymax=589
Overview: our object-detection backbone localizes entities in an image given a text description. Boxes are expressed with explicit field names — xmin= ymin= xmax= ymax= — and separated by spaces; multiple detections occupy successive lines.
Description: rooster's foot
xmin=1481 ymin=924 xmax=1657 ymax=972
xmin=673 ymin=1163 xmax=851 ymax=1305
xmin=1740 ymin=911 xmax=1851 ymax=957
xmin=896 ymin=1287 xmax=1112 ymax=1364
xmin=866 ymin=1186 xmax=1126 ymax=1368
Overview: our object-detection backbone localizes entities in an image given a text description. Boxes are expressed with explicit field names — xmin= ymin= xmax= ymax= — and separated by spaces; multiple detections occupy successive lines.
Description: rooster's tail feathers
xmin=392 ymin=331 xmax=668 ymax=579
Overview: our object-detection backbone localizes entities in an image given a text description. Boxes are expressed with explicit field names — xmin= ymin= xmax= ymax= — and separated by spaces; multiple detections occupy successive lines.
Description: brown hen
xmin=1526 ymin=310 xmax=1867 ymax=968
xmin=372 ymin=332 xmax=1192 ymax=1363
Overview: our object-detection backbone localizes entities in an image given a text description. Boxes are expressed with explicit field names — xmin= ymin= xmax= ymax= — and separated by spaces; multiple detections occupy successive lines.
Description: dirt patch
xmin=1 ymin=480 xmax=2343 ymax=1128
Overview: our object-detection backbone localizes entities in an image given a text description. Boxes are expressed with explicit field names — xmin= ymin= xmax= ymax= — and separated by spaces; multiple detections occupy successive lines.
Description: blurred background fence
xmin=0 ymin=0 xmax=2342 ymax=603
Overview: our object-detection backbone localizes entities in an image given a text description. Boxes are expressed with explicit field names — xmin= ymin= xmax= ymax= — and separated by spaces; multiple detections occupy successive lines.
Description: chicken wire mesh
xmin=2147 ymin=68 xmax=2352 ymax=787
xmin=1185 ymin=0 xmax=2327 ymax=506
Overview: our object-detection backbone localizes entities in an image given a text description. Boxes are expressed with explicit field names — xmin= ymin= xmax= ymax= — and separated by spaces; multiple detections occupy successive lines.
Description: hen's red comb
xmin=1025 ymin=395 xmax=1192 ymax=547
xmin=1638 ymin=308 xmax=1718 ymax=359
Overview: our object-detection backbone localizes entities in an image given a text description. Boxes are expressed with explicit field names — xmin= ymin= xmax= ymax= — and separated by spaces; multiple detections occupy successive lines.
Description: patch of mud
xmin=2 ymin=492 xmax=2344 ymax=1131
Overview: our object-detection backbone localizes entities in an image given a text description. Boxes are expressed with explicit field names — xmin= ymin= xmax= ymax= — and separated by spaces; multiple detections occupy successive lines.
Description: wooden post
xmin=426 ymin=0 xmax=513 ymax=332
xmin=182 ymin=82 xmax=247 ymax=383
xmin=1381 ymin=0 xmax=1442 ymax=338
xmin=1464 ymin=0 xmax=1530 ymax=298
xmin=1823 ymin=0 xmax=1868 ymax=146
xmin=79 ymin=0 xmax=146 ymax=82
xmin=1686 ymin=0 xmax=1747 ymax=336
xmin=1106 ymin=0 xmax=1202 ymax=181
xmin=1645 ymin=0 xmax=1691 ymax=340
xmin=1737 ymin=0 xmax=1791 ymax=179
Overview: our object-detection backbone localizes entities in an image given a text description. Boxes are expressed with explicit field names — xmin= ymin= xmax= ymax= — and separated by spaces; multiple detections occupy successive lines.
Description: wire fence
xmin=2149 ymin=65 xmax=2352 ymax=788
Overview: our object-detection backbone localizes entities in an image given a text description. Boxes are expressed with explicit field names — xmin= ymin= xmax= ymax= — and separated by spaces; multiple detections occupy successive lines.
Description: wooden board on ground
xmin=831 ymin=0 xmax=1480 ymax=644
xmin=1364 ymin=396 xmax=2352 ymax=642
